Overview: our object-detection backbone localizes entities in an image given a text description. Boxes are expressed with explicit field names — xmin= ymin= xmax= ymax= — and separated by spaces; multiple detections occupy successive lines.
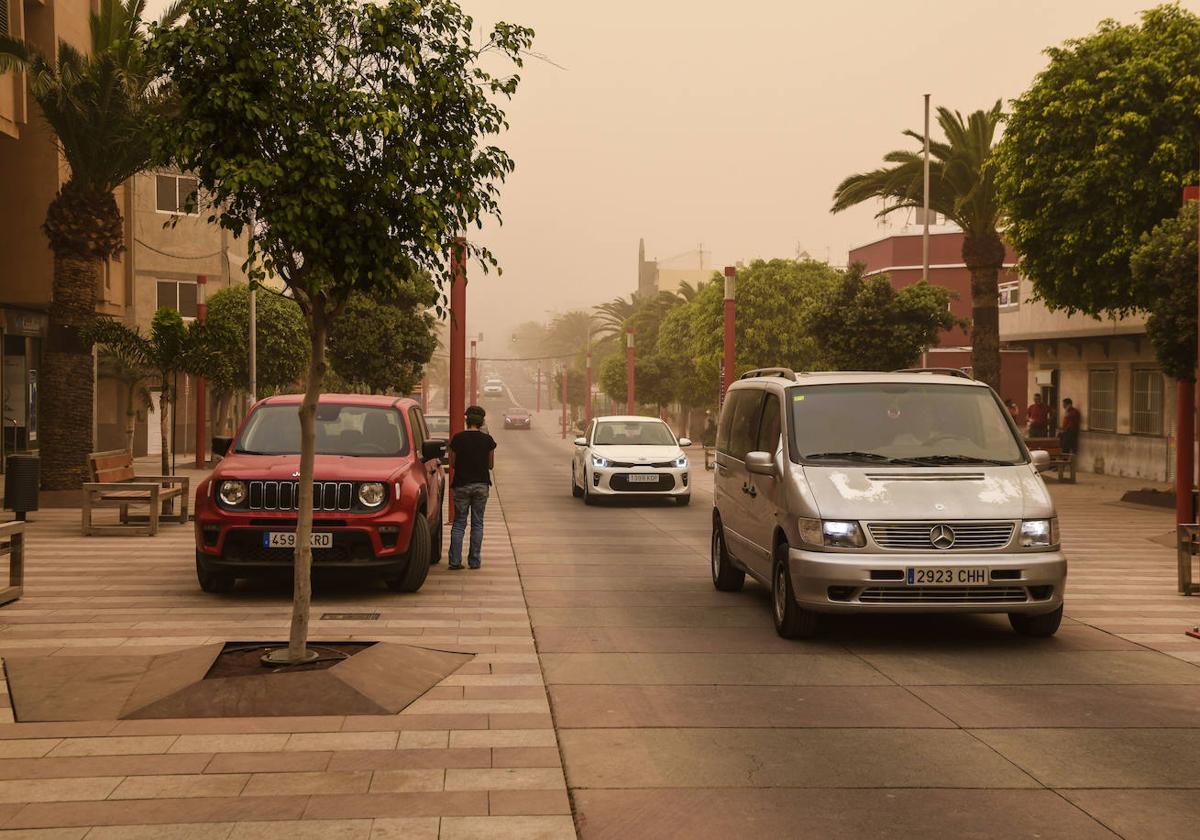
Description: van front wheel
xmin=1009 ymin=605 xmax=1063 ymax=637
xmin=710 ymin=519 xmax=744 ymax=592
xmin=772 ymin=549 xmax=818 ymax=639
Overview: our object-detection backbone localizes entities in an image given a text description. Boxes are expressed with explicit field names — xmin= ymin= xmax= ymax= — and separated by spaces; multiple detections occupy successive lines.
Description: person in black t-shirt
xmin=447 ymin=405 xmax=497 ymax=569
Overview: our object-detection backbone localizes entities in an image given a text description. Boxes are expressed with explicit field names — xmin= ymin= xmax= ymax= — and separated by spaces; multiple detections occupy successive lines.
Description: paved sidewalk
xmin=0 ymin=497 xmax=574 ymax=838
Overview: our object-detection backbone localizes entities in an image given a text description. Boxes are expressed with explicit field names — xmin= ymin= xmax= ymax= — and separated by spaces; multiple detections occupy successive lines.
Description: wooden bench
xmin=1026 ymin=437 xmax=1076 ymax=484
xmin=0 ymin=520 xmax=24 ymax=607
xmin=82 ymin=450 xmax=190 ymax=536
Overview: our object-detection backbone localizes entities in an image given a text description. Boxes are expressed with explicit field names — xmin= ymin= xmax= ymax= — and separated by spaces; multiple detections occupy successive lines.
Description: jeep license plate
xmin=906 ymin=567 xmax=987 ymax=586
xmin=264 ymin=532 xmax=332 ymax=549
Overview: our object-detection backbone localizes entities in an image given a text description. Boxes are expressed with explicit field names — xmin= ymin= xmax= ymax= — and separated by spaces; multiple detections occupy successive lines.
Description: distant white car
xmin=483 ymin=378 xmax=504 ymax=397
xmin=571 ymin=416 xmax=691 ymax=506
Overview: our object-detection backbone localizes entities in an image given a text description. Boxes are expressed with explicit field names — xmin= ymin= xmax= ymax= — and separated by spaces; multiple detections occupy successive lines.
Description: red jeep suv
xmin=194 ymin=394 xmax=446 ymax=594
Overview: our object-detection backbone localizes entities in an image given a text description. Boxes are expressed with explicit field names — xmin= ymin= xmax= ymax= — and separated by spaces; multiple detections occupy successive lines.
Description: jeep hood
xmin=215 ymin=453 xmax=410 ymax=482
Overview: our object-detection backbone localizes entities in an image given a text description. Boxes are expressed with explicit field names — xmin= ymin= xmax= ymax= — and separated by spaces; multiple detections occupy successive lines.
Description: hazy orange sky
xmin=146 ymin=0 xmax=1200 ymax=357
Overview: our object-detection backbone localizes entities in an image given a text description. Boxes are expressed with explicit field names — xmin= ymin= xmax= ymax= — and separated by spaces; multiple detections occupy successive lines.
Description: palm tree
xmin=0 ymin=1 xmax=183 ymax=488
xmin=97 ymin=346 xmax=154 ymax=453
xmin=831 ymin=102 xmax=1005 ymax=390
xmin=674 ymin=280 xmax=707 ymax=304
xmin=592 ymin=296 xmax=636 ymax=340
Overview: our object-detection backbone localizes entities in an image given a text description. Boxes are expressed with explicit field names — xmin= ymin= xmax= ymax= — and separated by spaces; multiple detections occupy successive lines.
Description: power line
xmin=133 ymin=237 xmax=224 ymax=261
xmin=430 ymin=352 xmax=578 ymax=362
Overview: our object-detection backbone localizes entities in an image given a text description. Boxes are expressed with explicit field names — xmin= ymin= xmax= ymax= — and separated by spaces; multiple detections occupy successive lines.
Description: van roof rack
xmin=893 ymin=367 xmax=974 ymax=379
xmin=739 ymin=367 xmax=798 ymax=381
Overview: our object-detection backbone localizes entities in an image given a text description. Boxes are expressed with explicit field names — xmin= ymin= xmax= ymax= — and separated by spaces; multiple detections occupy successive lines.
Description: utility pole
xmin=560 ymin=366 xmax=568 ymax=440
xmin=721 ymin=266 xmax=736 ymax=406
xmin=585 ymin=328 xmax=593 ymax=425
xmin=248 ymin=285 xmax=257 ymax=405
xmin=536 ymin=364 xmax=541 ymax=413
xmin=626 ymin=326 xmax=635 ymax=415
xmin=194 ymin=275 xmax=208 ymax=468
xmin=449 ymin=238 xmax=466 ymax=522
xmin=470 ymin=339 xmax=478 ymax=406
xmin=922 ymin=93 xmax=931 ymax=283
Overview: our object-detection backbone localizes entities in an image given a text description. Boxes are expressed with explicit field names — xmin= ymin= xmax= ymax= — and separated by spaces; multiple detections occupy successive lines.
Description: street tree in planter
xmin=806 ymin=265 xmax=962 ymax=371
xmin=328 ymin=286 xmax=438 ymax=396
xmin=1130 ymin=202 xmax=1198 ymax=384
xmin=155 ymin=0 xmax=531 ymax=664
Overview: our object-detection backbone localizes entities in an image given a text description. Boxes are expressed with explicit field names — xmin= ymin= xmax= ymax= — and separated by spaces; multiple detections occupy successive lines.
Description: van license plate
xmin=626 ymin=474 xmax=659 ymax=483
xmin=907 ymin=567 xmax=987 ymax=586
xmin=264 ymin=532 xmax=332 ymax=549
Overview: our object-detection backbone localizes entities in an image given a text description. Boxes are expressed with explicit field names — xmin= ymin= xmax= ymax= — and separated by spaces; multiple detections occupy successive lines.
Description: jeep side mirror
xmin=212 ymin=436 xmax=233 ymax=458
xmin=422 ymin=439 xmax=447 ymax=462
xmin=574 ymin=437 xmax=587 ymax=446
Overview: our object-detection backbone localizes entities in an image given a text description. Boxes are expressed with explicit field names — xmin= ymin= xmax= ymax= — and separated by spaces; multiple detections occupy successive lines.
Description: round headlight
xmin=358 ymin=482 xmax=386 ymax=507
xmin=218 ymin=480 xmax=246 ymax=506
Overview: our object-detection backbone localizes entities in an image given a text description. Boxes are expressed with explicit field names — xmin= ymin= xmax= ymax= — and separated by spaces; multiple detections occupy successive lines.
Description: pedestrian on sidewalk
xmin=1059 ymin=398 xmax=1081 ymax=455
xmin=447 ymin=404 xmax=496 ymax=570
xmin=1027 ymin=393 xmax=1049 ymax=438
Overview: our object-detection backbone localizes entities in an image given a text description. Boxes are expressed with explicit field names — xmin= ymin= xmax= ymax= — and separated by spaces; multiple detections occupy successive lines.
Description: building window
xmin=1087 ymin=368 xmax=1117 ymax=432
xmin=156 ymin=280 xmax=198 ymax=318
xmin=155 ymin=174 xmax=199 ymax=215
xmin=998 ymin=281 xmax=1019 ymax=308
xmin=1131 ymin=369 xmax=1163 ymax=436
xmin=0 ymin=1 xmax=9 ymax=37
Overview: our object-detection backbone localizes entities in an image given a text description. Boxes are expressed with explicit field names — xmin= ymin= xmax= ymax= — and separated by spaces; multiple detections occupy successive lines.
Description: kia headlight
xmin=218 ymin=480 xmax=246 ymax=506
xmin=798 ymin=518 xmax=866 ymax=549
xmin=591 ymin=454 xmax=611 ymax=468
xmin=672 ymin=454 xmax=688 ymax=468
xmin=1020 ymin=518 xmax=1059 ymax=548
xmin=358 ymin=482 xmax=386 ymax=507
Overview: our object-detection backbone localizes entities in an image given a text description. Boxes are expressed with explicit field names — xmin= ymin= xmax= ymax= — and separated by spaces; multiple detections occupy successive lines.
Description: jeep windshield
xmin=789 ymin=382 xmax=1024 ymax=466
xmin=234 ymin=404 xmax=408 ymax=457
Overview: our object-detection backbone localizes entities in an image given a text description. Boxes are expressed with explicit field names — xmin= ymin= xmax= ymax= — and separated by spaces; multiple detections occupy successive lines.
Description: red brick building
xmin=847 ymin=225 xmax=1030 ymax=418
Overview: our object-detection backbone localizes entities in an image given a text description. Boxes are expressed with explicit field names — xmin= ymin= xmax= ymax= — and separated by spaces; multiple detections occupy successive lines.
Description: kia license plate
xmin=626 ymin=474 xmax=659 ymax=484
xmin=906 ymin=567 xmax=987 ymax=586
xmin=264 ymin=532 xmax=333 ymax=549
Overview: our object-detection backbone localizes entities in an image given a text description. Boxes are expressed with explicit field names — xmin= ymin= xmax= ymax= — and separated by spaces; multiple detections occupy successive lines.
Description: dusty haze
xmin=143 ymin=0 xmax=1198 ymax=358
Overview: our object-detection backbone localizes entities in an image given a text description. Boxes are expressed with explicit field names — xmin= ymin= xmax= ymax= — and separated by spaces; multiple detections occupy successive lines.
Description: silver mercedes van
xmin=711 ymin=368 xmax=1066 ymax=639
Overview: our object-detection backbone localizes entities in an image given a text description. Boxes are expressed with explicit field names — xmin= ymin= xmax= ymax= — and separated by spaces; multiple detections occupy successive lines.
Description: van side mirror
xmin=574 ymin=437 xmax=588 ymax=447
xmin=212 ymin=436 xmax=233 ymax=458
xmin=678 ymin=437 xmax=692 ymax=447
xmin=1030 ymin=449 xmax=1050 ymax=469
xmin=745 ymin=451 xmax=776 ymax=477
xmin=422 ymin=440 xmax=447 ymax=462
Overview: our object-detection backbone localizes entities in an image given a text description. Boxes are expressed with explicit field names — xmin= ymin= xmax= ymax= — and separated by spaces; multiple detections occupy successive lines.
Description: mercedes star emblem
xmin=929 ymin=524 xmax=956 ymax=550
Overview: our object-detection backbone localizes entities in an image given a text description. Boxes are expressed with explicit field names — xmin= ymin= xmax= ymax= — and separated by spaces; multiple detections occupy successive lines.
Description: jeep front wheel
xmin=386 ymin=513 xmax=432 ymax=593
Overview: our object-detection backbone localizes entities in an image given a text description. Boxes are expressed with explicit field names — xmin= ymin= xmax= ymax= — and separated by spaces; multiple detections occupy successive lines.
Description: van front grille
xmin=867 ymin=521 xmax=1015 ymax=551
xmin=858 ymin=586 xmax=1027 ymax=604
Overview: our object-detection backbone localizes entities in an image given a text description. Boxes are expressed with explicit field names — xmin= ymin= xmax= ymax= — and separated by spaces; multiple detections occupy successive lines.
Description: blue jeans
xmin=449 ymin=483 xmax=489 ymax=568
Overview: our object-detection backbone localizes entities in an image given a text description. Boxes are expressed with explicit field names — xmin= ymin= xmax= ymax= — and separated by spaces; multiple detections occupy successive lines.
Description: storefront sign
xmin=3 ymin=310 xmax=48 ymax=337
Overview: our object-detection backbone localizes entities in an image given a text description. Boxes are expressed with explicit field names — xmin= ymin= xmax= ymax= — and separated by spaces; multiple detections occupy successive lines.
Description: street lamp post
xmin=194 ymin=274 xmax=208 ymax=469
xmin=448 ymin=238 xmax=467 ymax=522
xmin=721 ymin=266 xmax=736 ymax=406
xmin=536 ymin=364 xmax=541 ymax=413
xmin=560 ymin=366 xmax=568 ymax=440
xmin=470 ymin=339 xmax=478 ymax=406
xmin=585 ymin=330 xmax=593 ymax=425
xmin=626 ymin=326 xmax=635 ymax=415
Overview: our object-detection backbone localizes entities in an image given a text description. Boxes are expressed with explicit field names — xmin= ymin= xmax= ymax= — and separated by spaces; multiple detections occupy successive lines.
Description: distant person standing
xmin=1060 ymin=398 xmax=1081 ymax=455
xmin=1005 ymin=399 xmax=1020 ymax=423
xmin=447 ymin=405 xmax=496 ymax=570
xmin=1027 ymin=393 xmax=1049 ymax=438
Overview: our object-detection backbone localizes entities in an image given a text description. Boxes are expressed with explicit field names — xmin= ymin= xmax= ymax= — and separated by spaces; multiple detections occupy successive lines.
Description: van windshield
xmin=235 ymin=404 xmax=408 ymax=457
xmin=788 ymin=383 xmax=1024 ymax=465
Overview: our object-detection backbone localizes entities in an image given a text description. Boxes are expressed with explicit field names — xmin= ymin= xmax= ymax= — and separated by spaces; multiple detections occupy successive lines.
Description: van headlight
xmin=358 ymin=482 xmax=386 ymax=507
xmin=591 ymin=454 xmax=611 ymax=468
xmin=672 ymin=454 xmax=688 ymax=468
xmin=1020 ymin=518 xmax=1059 ymax=548
xmin=218 ymin=480 xmax=246 ymax=506
xmin=799 ymin=518 xmax=866 ymax=549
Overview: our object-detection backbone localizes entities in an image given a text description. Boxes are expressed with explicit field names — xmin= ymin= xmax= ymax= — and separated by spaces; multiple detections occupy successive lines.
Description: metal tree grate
xmin=319 ymin=613 xmax=381 ymax=621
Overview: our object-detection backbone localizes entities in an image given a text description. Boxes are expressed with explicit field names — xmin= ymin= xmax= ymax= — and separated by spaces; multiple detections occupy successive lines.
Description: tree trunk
xmin=962 ymin=232 xmax=1006 ymax=393
xmin=39 ymin=255 xmax=100 ymax=489
xmin=159 ymin=387 xmax=171 ymax=476
xmin=289 ymin=304 xmax=328 ymax=663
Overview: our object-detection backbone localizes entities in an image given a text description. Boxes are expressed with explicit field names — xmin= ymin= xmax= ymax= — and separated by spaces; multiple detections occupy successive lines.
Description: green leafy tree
xmin=687 ymin=259 xmax=841 ymax=381
xmin=997 ymin=5 xmax=1200 ymax=317
xmin=96 ymin=347 xmax=155 ymax=453
xmin=86 ymin=308 xmax=213 ymax=475
xmin=1131 ymin=202 xmax=1197 ymax=383
xmin=328 ymin=292 xmax=437 ymax=395
xmin=806 ymin=265 xmax=961 ymax=371
xmin=204 ymin=285 xmax=308 ymax=434
xmin=654 ymin=300 xmax=714 ymax=411
xmin=0 ymin=0 xmax=184 ymax=488
xmin=832 ymin=103 xmax=1006 ymax=390
xmin=156 ymin=0 xmax=531 ymax=662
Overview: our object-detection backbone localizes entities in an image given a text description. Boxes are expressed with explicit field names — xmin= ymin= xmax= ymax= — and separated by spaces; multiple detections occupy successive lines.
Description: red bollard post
xmin=1177 ymin=380 xmax=1195 ymax=526
xmin=626 ymin=327 xmax=635 ymax=415
xmin=448 ymin=238 xmax=467 ymax=522
xmin=722 ymin=266 xmax=737 ymax=407
xmin=194 ymin=275 xmax=208 ymax=468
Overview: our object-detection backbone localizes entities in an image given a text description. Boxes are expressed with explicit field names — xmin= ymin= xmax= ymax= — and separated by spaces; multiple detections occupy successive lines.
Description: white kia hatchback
xmin=571 ymin=416 xmax=692 ymax=506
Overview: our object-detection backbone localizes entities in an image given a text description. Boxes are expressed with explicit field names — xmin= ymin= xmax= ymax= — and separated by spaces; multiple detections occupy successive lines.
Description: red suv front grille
xmin=248 ymin=480 xmax=354 ymax=511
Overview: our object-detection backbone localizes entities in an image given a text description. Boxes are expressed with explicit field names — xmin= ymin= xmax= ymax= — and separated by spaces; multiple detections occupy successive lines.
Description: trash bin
xmin=4 ymin=455 xmax=40 ymax=521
